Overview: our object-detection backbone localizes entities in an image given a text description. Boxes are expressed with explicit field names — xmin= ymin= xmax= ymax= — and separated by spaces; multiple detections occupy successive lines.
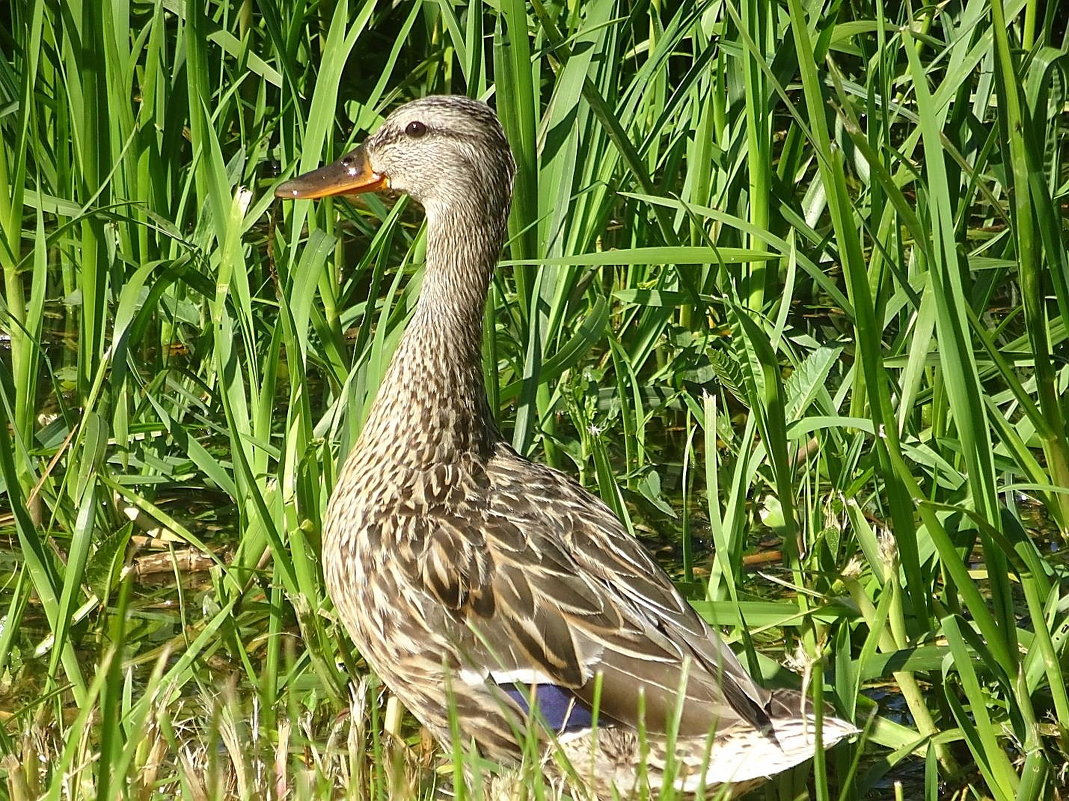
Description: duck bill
xmin=274 ymin=146 xmax=387 ymax=199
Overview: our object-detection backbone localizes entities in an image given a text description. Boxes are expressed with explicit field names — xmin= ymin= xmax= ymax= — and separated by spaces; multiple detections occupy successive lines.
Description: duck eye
xmin=405 ymin=121 xmax=427 ymax=138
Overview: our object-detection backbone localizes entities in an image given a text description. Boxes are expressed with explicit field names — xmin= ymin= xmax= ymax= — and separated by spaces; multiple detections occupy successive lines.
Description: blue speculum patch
xmin=499 ymin=683 xmax=595 ymax=734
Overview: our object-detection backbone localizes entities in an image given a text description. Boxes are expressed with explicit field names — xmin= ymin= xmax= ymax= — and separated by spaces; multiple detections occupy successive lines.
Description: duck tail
xmin=685 ymin=690 xmax=857 ymax=790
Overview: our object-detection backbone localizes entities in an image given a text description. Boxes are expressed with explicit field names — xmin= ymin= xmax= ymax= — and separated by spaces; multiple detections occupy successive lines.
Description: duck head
xmin=275 ymin=95 xmax=516 ymax=225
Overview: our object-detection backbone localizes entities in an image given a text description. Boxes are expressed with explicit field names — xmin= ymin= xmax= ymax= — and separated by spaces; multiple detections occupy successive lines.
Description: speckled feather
xmin=301 ymin=96 xmax=855 ymax=799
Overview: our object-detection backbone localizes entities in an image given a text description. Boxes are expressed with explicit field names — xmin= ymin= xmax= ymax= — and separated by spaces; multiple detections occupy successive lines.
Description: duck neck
xmin=356 ymin=200 xmax=506 ymax=466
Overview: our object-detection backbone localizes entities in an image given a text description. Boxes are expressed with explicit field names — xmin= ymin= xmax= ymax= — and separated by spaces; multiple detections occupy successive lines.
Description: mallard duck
xmin=276 ymin=95 xmax=855 ymax=798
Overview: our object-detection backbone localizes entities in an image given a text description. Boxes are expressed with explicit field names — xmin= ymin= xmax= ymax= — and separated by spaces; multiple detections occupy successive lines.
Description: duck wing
xmin=403 ymin=445 xmax=772 ymax=738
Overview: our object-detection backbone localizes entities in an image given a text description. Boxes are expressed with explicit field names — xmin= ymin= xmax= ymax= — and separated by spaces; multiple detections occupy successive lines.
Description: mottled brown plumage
xmin=276 ymin=95 xmax=855 ymax=798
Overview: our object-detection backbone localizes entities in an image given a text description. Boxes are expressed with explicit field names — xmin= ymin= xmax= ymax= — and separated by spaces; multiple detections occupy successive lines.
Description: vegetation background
xmin=0 ymin=0 xmax=1067 ymax=799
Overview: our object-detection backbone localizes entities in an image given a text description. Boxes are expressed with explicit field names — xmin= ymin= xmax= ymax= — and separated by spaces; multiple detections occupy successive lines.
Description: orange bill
xmin=274 ymin=145 xmax=387 ymax=199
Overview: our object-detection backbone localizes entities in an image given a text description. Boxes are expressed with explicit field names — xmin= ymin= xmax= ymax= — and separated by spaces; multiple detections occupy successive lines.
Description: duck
xmin=275 ymin=95 xmax=856 ymax=799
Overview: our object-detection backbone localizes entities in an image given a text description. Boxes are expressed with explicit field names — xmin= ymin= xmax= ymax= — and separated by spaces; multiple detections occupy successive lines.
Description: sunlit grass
xmin=0 ymin=0 xmax=1067 ymax=799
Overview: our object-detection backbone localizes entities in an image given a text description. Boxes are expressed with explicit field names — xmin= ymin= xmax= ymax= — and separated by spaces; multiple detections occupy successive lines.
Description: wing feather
xmin=401 ymin=445 xmax=772 ymax=738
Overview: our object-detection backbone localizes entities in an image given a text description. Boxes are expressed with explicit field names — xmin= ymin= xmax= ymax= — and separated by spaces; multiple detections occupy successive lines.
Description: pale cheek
xmin=392 ymin=170 xmax=449 ymax=204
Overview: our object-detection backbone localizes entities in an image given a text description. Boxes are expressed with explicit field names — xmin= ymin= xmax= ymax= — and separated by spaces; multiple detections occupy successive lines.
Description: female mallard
xmin=276 ymin=95 xmax=855 ymax=798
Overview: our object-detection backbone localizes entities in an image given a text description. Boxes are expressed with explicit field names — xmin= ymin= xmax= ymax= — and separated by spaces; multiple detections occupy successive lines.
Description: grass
xmin=0 ymin=0 xmax=1067 ymax=798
